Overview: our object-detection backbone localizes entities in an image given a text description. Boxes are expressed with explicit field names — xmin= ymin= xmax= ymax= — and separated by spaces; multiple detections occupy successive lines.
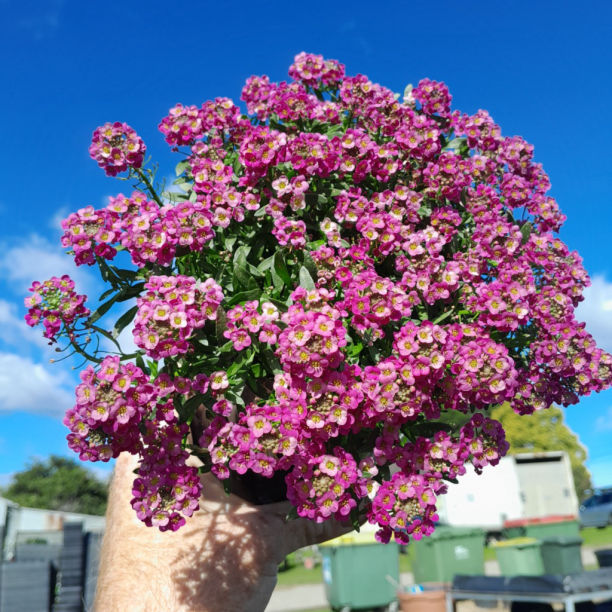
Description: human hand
xmin=94 ymin=452 xmax=359 ymax=612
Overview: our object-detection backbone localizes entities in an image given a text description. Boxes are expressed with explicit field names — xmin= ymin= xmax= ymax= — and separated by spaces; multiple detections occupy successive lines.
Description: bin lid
xmin=492 ymin=537 xmax=541 ymax=548
xmin=503 ymin=518 xmax=530 ymax=528
xmin=504 ymin=515 xmax=577 ymax=527
xmin=540 ymin=536 xmax=583 ymax=545
xmin=533 ymin=515 xmax=577 ymax=524
xmin=319 ymin=529 xmax=381 ymax=547
xmin=423 ymin=526 xmax=485 ymax=540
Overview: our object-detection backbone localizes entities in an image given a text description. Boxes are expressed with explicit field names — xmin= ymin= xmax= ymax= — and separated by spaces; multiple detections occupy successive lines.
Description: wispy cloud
xmin=0 ymin=353 xmax=73 ymax=418
xmin=0 ymin=233 xmax=96 ymax=296
xmin=0 ymin=299 xmax=52 ymax=351
xmin=576 ymin=275 xmax=612 ymax=353
xmin=49 ymin=206 xmax=70 ymax=232
xmin=595 ymin=406 xmax=612 ymax=432
xmin=13 ymin=0 xmax=65 ymax=40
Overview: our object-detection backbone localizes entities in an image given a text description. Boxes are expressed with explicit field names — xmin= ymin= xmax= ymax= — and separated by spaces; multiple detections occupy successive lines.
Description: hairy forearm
xmin=93 ymin=454 xmax=280 ymax=612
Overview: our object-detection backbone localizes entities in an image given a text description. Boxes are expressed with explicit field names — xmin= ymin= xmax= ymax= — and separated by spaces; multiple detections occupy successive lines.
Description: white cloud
xmin=595 ymin=406 xmax=612 ymax=432
xmin=576 ymin=275 xmax=612 ymax=353
xmin=0 ymin=353 xmax=74 ymax=418
xmin=0 ymin=233 xmax=96 ymax=296
xmin=0 ymin=299 xmax=52 ymax=351
xmin=15 ymin=0 xmax=65 ymax=40
xmin=49 ymin=206 xmax=70 ymax=231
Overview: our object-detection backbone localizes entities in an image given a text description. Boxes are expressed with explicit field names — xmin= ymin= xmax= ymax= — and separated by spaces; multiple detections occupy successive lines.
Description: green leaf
xmin=302 ymin=252 xmax=318 ymax=279
xmin=432 ymin=310 xmax=453 ymax=325
xmin=96 ymin=257 xmax=119 ymax=287
xmin=259 ymin=346 xmax=281 ymax=374
xmin=274 ymin=252 xmax=291 ymax=285
xmin=325 ymin=124 xmax=345 ymax=139
xmin=234 ymin=244 xmax=251 ymax=268
xmin=215 ymin=306 xmax=227 ymax=344
xmin=257 ymin=255 xmax=275 ymax=272
xmin=116 ymin=283 xmax=145 ymax=302
xmin=135 ymin=353 xmax=149 ymax=375
xmin=520 ymin=221 xmax=533 ymax=245
xmin=233 ymin=245 xmax=263 ymax=288
xmin=233 ymin=262 xmax=253 ymax=289
xmin=226 ymin=351 xmax=250 ymax=378
xmin=88 ymin=295 xmax=118 ymax=324
xmin=98 ymin=286 xmax=116 ymax=302
xmin=110 ymin=267 xmax=140 ymax=281
xmin=417 ymin=203 xmax=432 ymax=218
xmin=345 ymin=341 xmax=364 ymax=358
xmin=113 ymin=305 xmax=138 ymax=338
xmin=270 ymin=266 xmax=284 ymax=291
xmin=298 ymin=266 xmax=315 ymax=290
xmin=443 ymin=137 xmax=467 ymax=152
xmin=306 ymin=239 xmax=326 ymax=250
xmin=218 ymin=340 xmax=234 ymax=353
xmin=262 ymin=295 xmax=290 ymax=311
xmin=178 ymin=393 xmax=207 ymax=424
xmin=175 ymin=160 xmax=190 ymax=176
xmin=227 ymin=288 xmax=262 ymax=306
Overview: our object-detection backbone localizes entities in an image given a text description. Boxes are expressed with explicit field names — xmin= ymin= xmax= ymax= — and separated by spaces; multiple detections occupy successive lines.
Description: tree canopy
xmin=1 ymin=455 xmax=108 ymax=515
xmin=491 ymin=403 xmax=592 ymax=501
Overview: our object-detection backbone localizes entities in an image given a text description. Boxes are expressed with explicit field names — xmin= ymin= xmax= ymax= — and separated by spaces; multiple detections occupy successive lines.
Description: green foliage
xmin=1 ymin=455 xmax=108 ymax=515
xmin=491 ymin=403 xmax=592 ymax=500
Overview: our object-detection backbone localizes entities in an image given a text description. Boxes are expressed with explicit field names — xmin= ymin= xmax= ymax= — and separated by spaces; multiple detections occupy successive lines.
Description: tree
xmin=491 ymin=403 xmax=592 ymax=501
xmin=0 ymin=455 xmax=108 ymax=515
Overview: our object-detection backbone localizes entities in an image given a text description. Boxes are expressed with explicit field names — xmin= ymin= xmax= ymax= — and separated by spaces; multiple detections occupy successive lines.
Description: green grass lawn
xmin=277 ymin=563 xmax=324 ymax=587
xmin=579 ymin=525 xmax=612 ymax=547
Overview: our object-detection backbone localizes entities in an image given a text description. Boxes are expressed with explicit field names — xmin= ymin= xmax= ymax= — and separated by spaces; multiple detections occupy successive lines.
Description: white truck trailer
xmin=436 ymin=451 xmax=579 ymax=534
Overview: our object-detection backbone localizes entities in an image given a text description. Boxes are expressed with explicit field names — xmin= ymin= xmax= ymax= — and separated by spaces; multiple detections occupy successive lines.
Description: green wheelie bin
xmin=320 ymin=531 xmax=400 ymax=611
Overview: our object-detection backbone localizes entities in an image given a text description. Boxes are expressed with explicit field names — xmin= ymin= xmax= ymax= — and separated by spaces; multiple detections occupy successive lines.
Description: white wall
xmin=436 ymin=457 xmax=524 ymax=530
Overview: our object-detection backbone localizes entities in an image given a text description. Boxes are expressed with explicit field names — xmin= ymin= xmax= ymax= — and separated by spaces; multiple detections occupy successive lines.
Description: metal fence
xmin=0 ymin=523 xmax=102 ymax=612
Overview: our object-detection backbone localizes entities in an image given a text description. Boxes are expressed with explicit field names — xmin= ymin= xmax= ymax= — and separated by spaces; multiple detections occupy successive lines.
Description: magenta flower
xmin=89 ymin=122 xmax=146 ymax=176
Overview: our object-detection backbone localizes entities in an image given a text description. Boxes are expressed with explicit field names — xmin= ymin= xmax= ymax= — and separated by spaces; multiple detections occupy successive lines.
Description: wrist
xmin=94 ymin=454 xmax=282 ymax=612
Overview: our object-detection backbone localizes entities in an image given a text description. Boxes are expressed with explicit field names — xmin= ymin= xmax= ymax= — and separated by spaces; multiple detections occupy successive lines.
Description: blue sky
xmin=1 ymin=0 xmax=611 ymax=487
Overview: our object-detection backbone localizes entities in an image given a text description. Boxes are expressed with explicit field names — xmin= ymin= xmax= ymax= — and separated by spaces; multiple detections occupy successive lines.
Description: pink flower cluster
xmin=89 ymin=122 xmax=146 ymax=176
xmin=61 ymin=192 xmax=217 ymax=268
xmin=158 ymin=97 xmax=241 ymax=146
xmin=24 ymin=275 xmax=89 ymax=341
xmin=276 ymin=288 xmax=348 ymax=379
xmin=132 ymin=404 xmax=202 ymax=531
xmin=223 ymin=300 xmax=281 ymax=351
xmin=285 ymin=447 xmax=361 ymax=522
xmin=202 ymin=401 xmax=298 ymax=481
xmin=288 ymin=51 xmax=345 ymax=87
xmin=134 ymin=275 xmax=223 ymax=359
xmin=38 ymin=52 xmax=612 ymax=538
xmin=65 ymin=359 xmax=204 ymax=531
xmin=64 ymin=356 xmax=154 ymax=461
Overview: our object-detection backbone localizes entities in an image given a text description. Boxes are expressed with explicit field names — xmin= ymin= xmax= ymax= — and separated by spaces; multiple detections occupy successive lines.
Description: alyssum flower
xmin=26 ymin=52 xmax=612 ymax=542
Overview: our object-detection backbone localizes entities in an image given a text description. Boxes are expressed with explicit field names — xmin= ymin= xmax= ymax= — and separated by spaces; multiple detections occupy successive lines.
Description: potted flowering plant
xmin=25 ymin=52 xmax=612 ymax=544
